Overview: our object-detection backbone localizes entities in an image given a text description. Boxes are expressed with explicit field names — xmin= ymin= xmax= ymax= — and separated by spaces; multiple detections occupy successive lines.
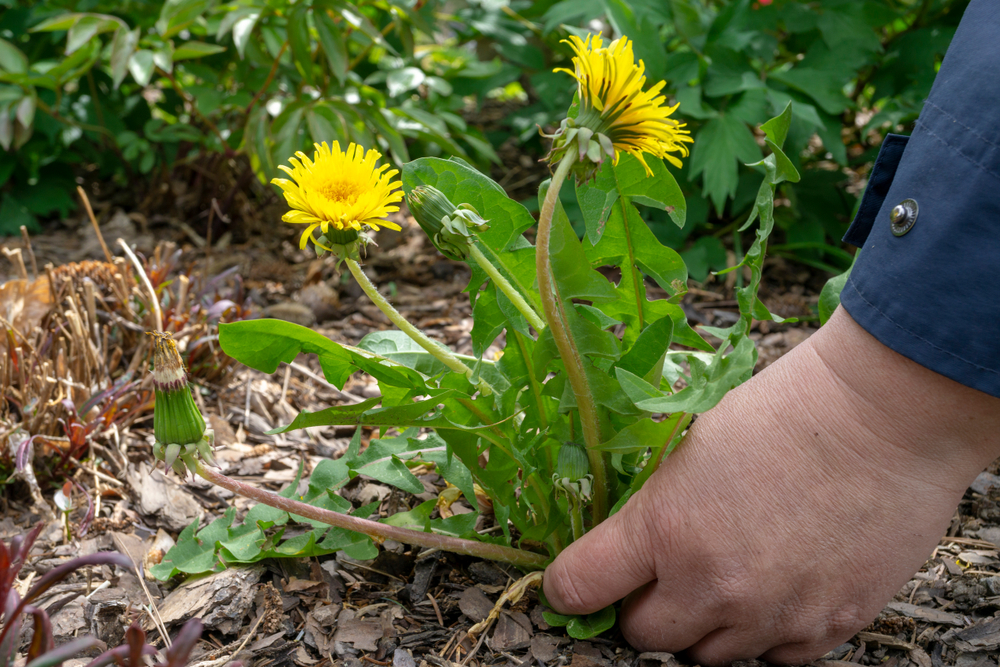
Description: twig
xmin=1 ymin=248 xmax=28 ymax=280
xmin=122 ymin=550 xmax=171 ymax=648
xmin=116 ymin=238 xmax=163 ymax=332
xmin=244 ymin=377 xmax=252 ymax=429
xmin=245 ymin=42 xmax=288 ymax=116
xmin=77 ymin=187 xmax=114 ymax=264
xmin=67 ymin=455 xmax=124 ymax=487
xmin=19 ymin=226 xmax=38 ymax=279
xmin=427 ymin=593 xmax=444 ymax=627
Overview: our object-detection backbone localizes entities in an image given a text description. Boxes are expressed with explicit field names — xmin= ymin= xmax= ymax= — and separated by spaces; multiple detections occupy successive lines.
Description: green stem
xmin=568 ymin=496 xmax=585 ymax=542
xmin=635 ymin=413 xmax=691 ymax=488
xmin=535 ymin=154 xmax=609 ymax=524
xmin=195 ymin=462 xmax=548 ymax=570
xmin=346 ymin=258 xmax=495 ymax=396
xmin=468 ymin=244 xmax=546 ymax=332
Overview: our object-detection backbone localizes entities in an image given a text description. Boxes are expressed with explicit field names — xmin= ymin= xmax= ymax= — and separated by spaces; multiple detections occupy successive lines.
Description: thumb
xmin=543 ymin=498 xmax=657 ymax=615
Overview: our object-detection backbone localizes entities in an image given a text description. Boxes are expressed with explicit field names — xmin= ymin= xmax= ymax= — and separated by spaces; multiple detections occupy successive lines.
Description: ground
xmin=1 ymin=183 xmax=998 ymax=667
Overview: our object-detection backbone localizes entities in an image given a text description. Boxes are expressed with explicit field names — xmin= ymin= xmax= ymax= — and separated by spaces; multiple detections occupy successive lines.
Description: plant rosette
xmin=151 ymin=32 xmax=799 ymax=641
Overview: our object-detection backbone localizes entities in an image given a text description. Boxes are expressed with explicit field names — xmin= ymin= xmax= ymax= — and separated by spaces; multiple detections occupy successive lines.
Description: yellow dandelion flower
xmin=271 ymin=142 xmax=404 ymax=249
xmin=553 ymin=33 xmax=693 ymax=177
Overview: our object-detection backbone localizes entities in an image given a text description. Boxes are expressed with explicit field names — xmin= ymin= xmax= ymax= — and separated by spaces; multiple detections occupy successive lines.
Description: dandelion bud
xmin=406 ymin=186 xmax=490 ymax=261
xmin=556 ymin=442 xmax=589 ymax=481
xmin=148 ymin=331 xmax=214 ymax=474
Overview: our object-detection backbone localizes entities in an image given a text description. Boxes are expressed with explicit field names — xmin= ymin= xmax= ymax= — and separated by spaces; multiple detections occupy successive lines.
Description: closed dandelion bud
xmin=557 ymin=442 xmax=589 ymax=481
xmin=148 ymin=332 xmax=206 ymax=448
xmin=407 ymin=186 xmax=489 ymax=261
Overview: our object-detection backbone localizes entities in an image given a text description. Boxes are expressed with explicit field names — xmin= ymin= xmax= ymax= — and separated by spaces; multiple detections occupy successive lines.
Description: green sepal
xmin=324 ymin=227 xmax=360 ymax=245
xmin=154 ymin=386 xmax=206 ymax=446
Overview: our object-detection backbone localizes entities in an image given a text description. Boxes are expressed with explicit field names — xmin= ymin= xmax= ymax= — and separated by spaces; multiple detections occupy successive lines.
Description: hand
xmin=543 ymin=307 xmax=1000 ymax=664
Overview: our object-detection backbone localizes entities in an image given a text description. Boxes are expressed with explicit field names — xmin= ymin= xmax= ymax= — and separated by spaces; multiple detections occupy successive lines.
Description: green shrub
xmin=453 ymin=0 xmax=967 ymax=275
xmin=0 ymin=0 xmax=505 ymax=233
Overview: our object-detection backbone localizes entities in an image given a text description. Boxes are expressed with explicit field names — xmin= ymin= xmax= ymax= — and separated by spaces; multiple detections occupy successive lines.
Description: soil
xmin=1 ymin=178 xmax=995 ymax=667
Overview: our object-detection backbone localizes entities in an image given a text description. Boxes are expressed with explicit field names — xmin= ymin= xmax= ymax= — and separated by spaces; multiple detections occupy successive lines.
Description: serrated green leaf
xmin=635 ymin=337 xmax=756 ymax=414
xmin=759 ymin=100 xmax=793 ymax=149
xmin=689 ymin=114 xmax=762 ymax=214
xmin=818 ymin=254 xmax=856 ymax=325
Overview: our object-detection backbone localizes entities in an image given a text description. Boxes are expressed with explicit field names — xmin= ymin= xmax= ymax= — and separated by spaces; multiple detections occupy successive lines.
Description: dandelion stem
xmin=194 ymin=462 xmax=548 ymax=570
xmin=345 ymin=258 xmax=496 ymax=396
xmin=535 ymin=154 xmax=610 ymax=525
xmin=468 ymin=244 xmax=546 ymax=332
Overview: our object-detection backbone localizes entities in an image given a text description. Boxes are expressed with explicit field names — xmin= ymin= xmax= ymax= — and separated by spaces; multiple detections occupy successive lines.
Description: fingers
xmin=618 ymin=579 xmax=721 ymax=655
xmin=542 ymin=498 xmax=658 ymax=615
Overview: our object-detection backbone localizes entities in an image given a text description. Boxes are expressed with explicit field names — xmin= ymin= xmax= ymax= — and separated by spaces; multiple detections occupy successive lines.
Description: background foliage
xmin=0 ymin=0 xmax=967 ymax=277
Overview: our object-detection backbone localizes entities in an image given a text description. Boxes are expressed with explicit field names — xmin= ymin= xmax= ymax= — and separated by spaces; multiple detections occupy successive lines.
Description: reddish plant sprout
xmin=0 ymin=523 xmax=133 ymax=667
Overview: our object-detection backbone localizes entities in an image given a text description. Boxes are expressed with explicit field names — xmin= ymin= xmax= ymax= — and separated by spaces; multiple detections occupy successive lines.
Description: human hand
xmin=543 ymin=307 xmax=1000 ymax=664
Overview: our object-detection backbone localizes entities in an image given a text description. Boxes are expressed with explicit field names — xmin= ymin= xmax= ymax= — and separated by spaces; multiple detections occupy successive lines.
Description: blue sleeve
xmin=840 ymin=0 xmax=1000 ymax=398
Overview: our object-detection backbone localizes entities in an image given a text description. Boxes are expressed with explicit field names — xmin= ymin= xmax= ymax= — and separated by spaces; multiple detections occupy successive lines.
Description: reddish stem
xmin=195 ymin=462 xmax=549 ymax=570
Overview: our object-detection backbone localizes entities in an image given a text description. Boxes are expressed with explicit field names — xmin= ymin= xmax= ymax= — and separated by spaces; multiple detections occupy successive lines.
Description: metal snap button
xmin=890 ymin=198 xmax=918 ymax=236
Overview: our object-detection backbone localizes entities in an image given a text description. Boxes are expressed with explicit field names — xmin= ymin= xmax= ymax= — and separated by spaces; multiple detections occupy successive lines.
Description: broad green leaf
xmin=173 ymin=41 xmax=227 ymax=61
xmin=109 ymin=28 xmax=139 ymax=88
xmin=156 ymin=0 xmax=214 ymax=39
xmin=593 ymin=417 xmax=679 ymax=454
xmin=614 ymin=367 xmax=662 ymax=407
xmin=220 ymin=319 xmax=429 ymax=391
xmin=151 ymin=509 xmax=235 ymax=579
xmin=270 ymin=393 xmax=462 ymax=433
xmin=760 ymin=100 xmax=793 ymax=148
xmin=0 ymin=39 xmax=28 ymax=75
xmin=577 ymin=153 xmax=686 ymax=242
xmin=471 ymin=285 xmax=505 ymax=358
xmin=543 ymin=606 xmax=616 ymax=639
xmin=29 ymin=14 xmax=84 ymax=33
xmin=387 ymin=67 xmax=425 ymax=97
xmin=548 ymin=188 xmax=616 ymax=302
xmin=65 ymin=16 xmax=117 ymax=55
xmin=288 ymin=5 xmax=314 ymax=85
xmin=128 ymin=50 xmax=155 ymax=86
xmin=616 ymin=315 xmax=673 ymax=381
xmin=315 ymin=8 xmax=348 ymax=85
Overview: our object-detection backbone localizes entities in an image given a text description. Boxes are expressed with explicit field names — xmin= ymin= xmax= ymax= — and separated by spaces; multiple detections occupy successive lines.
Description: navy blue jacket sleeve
xmin=840 ymin=0 xmax=1000 ymax=398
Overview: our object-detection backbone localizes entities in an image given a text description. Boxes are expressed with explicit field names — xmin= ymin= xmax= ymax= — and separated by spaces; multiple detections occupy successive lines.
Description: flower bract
xmin=552 ymin=34 xmax=693 ymax=177
xmin=271 ymin=142 xmax=404 ymax=249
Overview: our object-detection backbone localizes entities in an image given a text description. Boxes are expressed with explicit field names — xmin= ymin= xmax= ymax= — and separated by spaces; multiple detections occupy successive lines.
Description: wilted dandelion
xmin=271 ymin=141 xmax=404 ymax=249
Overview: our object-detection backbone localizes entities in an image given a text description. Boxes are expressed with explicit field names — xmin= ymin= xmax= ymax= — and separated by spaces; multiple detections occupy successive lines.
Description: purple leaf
xmin=24 ymin=606 xmax=54 ymax=662
xmin=24 ymin=637 xmax=101 ymax=667
xmin=163 ymin=618 xmax=203 ymax=667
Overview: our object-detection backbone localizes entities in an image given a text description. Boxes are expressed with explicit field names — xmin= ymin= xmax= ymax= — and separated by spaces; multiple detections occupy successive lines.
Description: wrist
xmin=811 ymin=307 xmax=1000 ymax=476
